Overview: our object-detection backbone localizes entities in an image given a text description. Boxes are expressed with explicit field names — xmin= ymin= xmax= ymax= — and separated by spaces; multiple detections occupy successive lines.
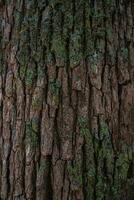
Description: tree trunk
xmin=0 ymin=0 xmax=134 ymax=199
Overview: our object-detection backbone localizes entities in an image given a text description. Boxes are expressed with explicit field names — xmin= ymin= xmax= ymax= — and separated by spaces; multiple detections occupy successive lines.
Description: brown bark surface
xmin=0 ymin=0 xmax=134 ymax=199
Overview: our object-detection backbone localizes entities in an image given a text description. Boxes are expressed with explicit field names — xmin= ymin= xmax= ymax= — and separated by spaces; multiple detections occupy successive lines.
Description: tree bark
xmin=0 ymin=0 xmax=134 ymax=199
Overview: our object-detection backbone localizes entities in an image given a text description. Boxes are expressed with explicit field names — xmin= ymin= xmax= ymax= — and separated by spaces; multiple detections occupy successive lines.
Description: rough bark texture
xmin=0 ymin=0 xmax=134 ymax=199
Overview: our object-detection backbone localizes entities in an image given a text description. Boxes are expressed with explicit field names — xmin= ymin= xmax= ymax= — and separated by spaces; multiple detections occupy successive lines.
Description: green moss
xmin=70 ymin=30 xmax=82 ymax=67
xmin=38 ymin=159 xmax=50 ymax=172
xmin=38 ymin=1 xmax=47 ymax=9
xmin=121 ymin=47 xmax=129 ymax=61
xmin=89 ymin=52 xmax=101 ymax=72
xmin=78 ymin=117 xmax=89 ymax=138
xmin=4 ymin=0 xmax=11 ymax=4
xmin=67 ymin=163 xmax=82 ymax=189
xmin=104 ymin=0 xmax=114 ymax=6
xmin=49 ymin=79 xmax=61 ymax=95
xmin=37 ymin=66 xmax=45 ymax=79
xmin=32 ymin=97 xmax=42 ymax=110
xmin=13 ymin=9 xmax=24 ymax=30
xmin=25 ymin=67 xmax=36 ymax=87
xmin=31 ymin=118 xmax=39 ymax=133
xmin=19 ymin=65 xmax=27 ymax=79
xmin=26 ymin=118 xmax=39 ymax=149
xmin=52 ymin=36 xmax=66 ymax=60
xmin=128 ymin=103 xmax=134 ymax=123
xmin=17 ymin=46 xmax=29 ymax=66
xmin=99 ymin=121 xmax=109 ymax=140
xmin=0 ymin=65 xmax=3 ymax=75
xmin=91 ymin=10 xmax=105 ymax=19
xmin=49 ymin=0 xmax=63 ymax=9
